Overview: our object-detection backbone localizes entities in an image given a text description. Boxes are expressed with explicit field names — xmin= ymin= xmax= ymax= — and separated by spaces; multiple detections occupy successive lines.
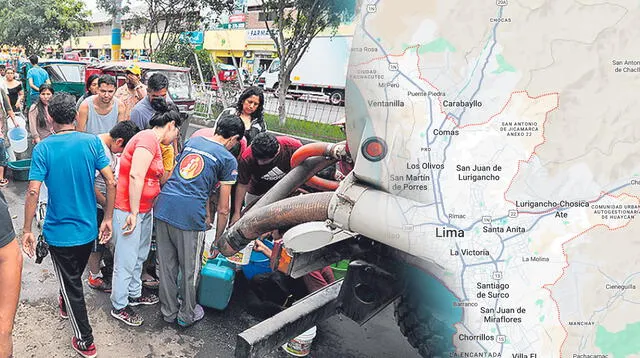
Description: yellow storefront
xmin=70 ymin=22 xmax=355 ymax=66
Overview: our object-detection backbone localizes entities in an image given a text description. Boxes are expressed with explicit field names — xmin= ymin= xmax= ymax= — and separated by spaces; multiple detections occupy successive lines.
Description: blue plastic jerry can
xmin=197 ymin=255 xmax=236 ymax=310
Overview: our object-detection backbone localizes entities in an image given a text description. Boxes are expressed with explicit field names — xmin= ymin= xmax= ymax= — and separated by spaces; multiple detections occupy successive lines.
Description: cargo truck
xmin=257 ymin=35 xmax=352 ymax=106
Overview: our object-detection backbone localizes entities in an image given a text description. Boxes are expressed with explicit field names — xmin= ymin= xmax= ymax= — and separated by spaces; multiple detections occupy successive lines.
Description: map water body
xmin=346 ymin=0 xmax=640 ymax=356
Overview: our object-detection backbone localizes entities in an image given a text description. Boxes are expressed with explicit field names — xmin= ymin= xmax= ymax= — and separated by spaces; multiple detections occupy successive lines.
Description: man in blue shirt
xmin=22 ymin=93 xmax=116 ymax=358
xmin=154 ymin=114 xmax=243 ymax=327
xmin=26 ymin=55 xmax=50 ymax=105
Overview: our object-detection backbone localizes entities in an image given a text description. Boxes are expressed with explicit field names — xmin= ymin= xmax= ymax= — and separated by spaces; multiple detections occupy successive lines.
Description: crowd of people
xmin=0 ymin=62 xmax=337 ymax=358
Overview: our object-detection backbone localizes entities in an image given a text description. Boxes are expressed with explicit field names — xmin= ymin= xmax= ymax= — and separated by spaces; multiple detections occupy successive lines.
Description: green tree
xmin=0 ymin=0 xmax=91 ymax=55
xmin=261 ymin=0 xmax=356 ymax=125
xmin=97 ymin=0 xmax=233 ymax=54
xmin=151 ymin=41 xmax=215 ymax=82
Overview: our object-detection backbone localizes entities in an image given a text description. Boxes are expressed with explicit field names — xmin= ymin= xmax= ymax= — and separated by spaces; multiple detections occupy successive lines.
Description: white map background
xmin=345 ymin=0 xmax=640 ymax=357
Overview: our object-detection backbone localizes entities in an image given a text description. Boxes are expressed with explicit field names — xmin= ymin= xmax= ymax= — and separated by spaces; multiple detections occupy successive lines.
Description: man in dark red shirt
xmin=231 ymin=132 xmax=302 ymax=225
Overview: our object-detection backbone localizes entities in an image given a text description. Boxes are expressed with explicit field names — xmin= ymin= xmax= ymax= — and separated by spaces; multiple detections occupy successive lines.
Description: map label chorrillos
xmin=443 ymin=99 xmax=483 ymax=108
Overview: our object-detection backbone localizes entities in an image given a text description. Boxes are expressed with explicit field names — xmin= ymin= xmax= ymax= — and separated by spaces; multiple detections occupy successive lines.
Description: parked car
xmin=20 ymin=59 xmax=86 ymax=109
xmin=62 ymin=52 xmax=81 ymax=62
xmin=80 ymin=56 xmax=100 ymax=65
xmin=210 ymin=63 xmax=239 ymax=90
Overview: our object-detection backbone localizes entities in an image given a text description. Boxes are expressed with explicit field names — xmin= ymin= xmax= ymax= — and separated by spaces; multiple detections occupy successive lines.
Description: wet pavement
xmin=3 ymin=179 xmax=419 ymax=358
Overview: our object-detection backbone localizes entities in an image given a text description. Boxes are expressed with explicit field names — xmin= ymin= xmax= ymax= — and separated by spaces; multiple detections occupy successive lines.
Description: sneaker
xmin=71 ymin=337 xmax=97 ymax=358
xmin=59 ymin=295 xmax=68 ymax=319
xmin=87 ymin=275 xmax=112 ymax=293
xmin=129 ymin=293 xmax=159 ymax=306
xmin=177 ymin=304 xmax=205 ymax=327
xmin=110 ymin=306 xmax=143 ymax=327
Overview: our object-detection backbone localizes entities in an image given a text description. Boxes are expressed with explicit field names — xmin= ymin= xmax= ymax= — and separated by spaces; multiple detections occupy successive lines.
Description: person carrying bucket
xmin=0 ymin=86 xmax=17 ymax=187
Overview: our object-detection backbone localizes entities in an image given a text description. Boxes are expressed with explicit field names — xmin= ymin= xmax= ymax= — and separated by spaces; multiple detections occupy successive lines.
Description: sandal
xmin=0 ymin=179 xmax=8 ymax=187
xmin=142 ymin=277 xmax=160 ymax=289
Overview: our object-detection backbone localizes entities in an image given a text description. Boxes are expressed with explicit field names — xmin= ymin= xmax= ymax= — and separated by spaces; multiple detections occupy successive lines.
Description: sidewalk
xmin=4 ymin=179 xmax=418 ymax=358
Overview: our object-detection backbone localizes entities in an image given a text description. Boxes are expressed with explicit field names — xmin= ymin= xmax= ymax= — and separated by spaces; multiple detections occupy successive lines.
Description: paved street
xmin=3 ymin=179 xmax=419 ymax=358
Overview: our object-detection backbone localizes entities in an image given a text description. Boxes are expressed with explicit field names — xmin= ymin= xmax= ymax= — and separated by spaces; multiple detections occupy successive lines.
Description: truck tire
xmin=329 ymin=90 xmax=345 ymax=106
xmin=394 ymin=269 xmax=456 ymax=357
xmin=394 ymin=295 xmax=450 ymax=358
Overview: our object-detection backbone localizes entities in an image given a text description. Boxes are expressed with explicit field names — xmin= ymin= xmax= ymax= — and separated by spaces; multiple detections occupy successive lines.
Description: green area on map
xmin=492 ymin=54 xmax=516 ymax=74
xmin=419 ymin=38 xmax=456 ymax=53
xmin=403 ymin=38 xmax=456 ymax=54
xmin=596 ymin=323 xmax=640 ymax=357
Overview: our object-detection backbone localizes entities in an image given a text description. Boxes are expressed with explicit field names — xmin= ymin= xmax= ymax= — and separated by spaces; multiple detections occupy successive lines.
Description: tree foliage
xmin=151 ymin=41 xmax=215 ymax=82
xmin=0 ymin=0 xmax=92 ymax=55
xmin=97 ymin=0 xmax=234 ymax=54
xmin=261 ymin=0 xmax=356 ymax=124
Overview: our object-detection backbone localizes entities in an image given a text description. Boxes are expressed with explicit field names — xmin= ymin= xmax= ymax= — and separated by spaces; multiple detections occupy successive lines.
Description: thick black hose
xmin=216 ymin=192 xmax=334 ymax=256
xmin=243 ymin=156 xmax=337 ymax=214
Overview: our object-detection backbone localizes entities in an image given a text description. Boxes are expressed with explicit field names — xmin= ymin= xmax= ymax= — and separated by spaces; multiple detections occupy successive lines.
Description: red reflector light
xmin=361 ymin=137 xmax=387 ymax=162
xmin=366 ymin=142 xmax=384 ymax=157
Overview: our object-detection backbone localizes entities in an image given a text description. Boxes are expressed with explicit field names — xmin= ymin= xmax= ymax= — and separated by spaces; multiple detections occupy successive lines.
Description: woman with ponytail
xmin=109 ymin=107 xmax=182 ymax=327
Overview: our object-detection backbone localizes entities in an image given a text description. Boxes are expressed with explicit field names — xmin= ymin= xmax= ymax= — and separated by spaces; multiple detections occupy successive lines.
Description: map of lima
xmin=345 ymin=0 xmax=640 ymax=357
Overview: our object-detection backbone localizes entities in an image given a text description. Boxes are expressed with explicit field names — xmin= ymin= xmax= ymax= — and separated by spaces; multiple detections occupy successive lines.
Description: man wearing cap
xmin=115 ymin=64 xmax=147 ymax=121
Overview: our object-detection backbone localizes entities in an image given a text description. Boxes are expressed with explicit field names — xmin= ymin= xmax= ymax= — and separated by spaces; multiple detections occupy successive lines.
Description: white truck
xmin=257 ymin=35 xmax=352 ymax=106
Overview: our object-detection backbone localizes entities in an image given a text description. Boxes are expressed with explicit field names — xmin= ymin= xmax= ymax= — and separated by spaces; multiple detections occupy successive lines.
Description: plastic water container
xmin=330 ymin=260 xmax=349 ymax=280
xmin=197 ymin=255 xmax=236 ymax=310
xmin=226 ymin=241 xmax=255 ymax=265
xmin=242 ymin=240 xmax=274 ymax=280
xmin=282 ymin=326 xmax=317 ymax=357
xmin=8 ymin=127 xmax=28 ymax=153
xmin=7 ymin=159 xmax=31 ymax=181
xmin=7 ymin=113 xmax=26 ymax=130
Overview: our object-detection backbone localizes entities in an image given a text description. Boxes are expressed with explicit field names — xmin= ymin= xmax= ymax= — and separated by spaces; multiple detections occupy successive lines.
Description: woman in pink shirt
xmin=28 ymin=84 xmax=55 ymax=144
xmin=109 ymin=108 xmax=182 ymax=327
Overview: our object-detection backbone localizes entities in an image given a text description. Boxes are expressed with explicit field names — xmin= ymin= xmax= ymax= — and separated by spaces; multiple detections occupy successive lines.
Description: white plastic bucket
xmin=7 ymin=113 xmax=26 ymax=130
xmin=8 ymin=127 xmax=28 ymax=153
xmin=226 ymin=241 xmax=255 ymax=265
xmin=282 ymin=326 xmax=317 ymax=357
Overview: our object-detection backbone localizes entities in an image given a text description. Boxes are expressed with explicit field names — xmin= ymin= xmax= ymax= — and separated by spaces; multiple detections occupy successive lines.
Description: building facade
xmin=70 ymin=2 xmax=353 ymax=79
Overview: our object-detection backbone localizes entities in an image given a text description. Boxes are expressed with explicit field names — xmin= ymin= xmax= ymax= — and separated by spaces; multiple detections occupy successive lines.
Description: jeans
xmin=110 ymin=209 xmax=154 ymax=310
xmin=0 ymin=138 xmax=7 ymax=167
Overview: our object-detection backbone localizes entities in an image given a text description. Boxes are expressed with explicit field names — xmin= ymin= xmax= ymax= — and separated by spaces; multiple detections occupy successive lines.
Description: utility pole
xmin=112 ymin=0 xmax=123 ymax=61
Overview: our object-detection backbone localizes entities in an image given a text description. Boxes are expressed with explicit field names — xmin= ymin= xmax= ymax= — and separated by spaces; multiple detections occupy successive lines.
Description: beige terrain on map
xmin=350 ymin=0 xmax=640 ymax=356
